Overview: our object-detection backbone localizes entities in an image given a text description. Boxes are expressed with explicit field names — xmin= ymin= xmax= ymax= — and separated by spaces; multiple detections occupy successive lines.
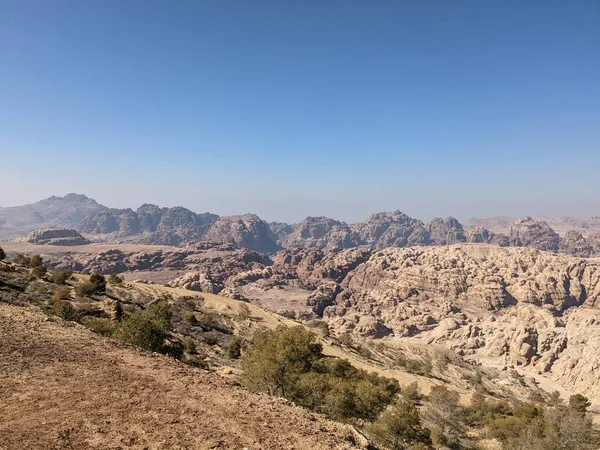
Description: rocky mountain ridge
xmin=0 ymin=193 xmax=107 ymax=240
xmin=2 ymin=194 xmax=600 ymax=256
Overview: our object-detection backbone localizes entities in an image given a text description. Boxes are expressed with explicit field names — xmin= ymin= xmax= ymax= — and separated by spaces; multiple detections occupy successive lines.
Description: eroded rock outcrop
xmin=352 ymin=211 xmax=428 ymax=249
xmin=24 ymin=229 xmax=90 ymax=246
xmin=202 ymin=214 xmax=279 ymax=254
xmin=79 ymin=206 xmax=218 ymax=246
xmin=509 ymin=217 xmax=560 ymax=252
xmin=283 ymin=217 xmax=361 ymax=251
xmin=425 ymin=217 xmax=467 ymax=245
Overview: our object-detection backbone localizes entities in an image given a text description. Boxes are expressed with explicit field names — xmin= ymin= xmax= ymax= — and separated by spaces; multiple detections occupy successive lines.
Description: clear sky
xmin=1 ymin=0 xmax=599 ymax=223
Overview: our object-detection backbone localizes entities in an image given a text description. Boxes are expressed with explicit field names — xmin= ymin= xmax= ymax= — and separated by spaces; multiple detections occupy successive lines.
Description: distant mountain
xmin=1 ymin=194 xmax=599 ymax=256
xmin=0 ymin=193 xmax=107 ymax=239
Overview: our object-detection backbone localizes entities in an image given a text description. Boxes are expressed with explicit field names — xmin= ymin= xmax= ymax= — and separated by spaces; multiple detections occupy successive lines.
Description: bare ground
xmin=0 ymin=302 xmax=363 ymax=450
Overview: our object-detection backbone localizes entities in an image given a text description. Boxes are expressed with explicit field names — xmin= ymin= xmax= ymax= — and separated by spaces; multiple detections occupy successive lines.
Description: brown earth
xmin=0 ymin=302 xmax=363 ymax=450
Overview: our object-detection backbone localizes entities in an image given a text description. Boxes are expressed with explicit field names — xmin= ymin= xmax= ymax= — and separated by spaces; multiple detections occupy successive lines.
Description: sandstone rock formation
xmin=509 ymin=217 xmax=560 ymax=252
xmin=202 ymin=214 xmax=279 ymax=253
xmin=351 ymin=211 xmax=428 ymax=249
xmin=79 ymin=205 xmax=218 ymax=245
xmin=283 ymin=217 xmax=361 ymax=251
xmin=46 ymin=242 xmax=271 ymax=285
xmin=425 ymin=217 xmax=467 ymax=245
xmin=559 ymin=230 xmax=594 ymax=257
xmin=24 ymin=228 xmax=90 ymax=246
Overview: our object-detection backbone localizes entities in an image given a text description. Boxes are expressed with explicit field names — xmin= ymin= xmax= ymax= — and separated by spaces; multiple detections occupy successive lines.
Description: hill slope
xmin=0 ymin=302 xmax=362 ymax=450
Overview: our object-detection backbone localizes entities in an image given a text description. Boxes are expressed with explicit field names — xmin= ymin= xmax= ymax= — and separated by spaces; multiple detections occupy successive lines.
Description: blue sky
xmin=1 ymin=0 xmax=599 ymax=222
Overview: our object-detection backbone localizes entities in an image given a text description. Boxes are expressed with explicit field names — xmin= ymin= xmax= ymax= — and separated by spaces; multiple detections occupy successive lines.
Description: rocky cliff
xmin=202 ymin=214 xmax=280 ymax=253
xmin=79 ymin=205 xmax=218 ymax=245
xmin=282 ymin=217 xmax=362 ymax=251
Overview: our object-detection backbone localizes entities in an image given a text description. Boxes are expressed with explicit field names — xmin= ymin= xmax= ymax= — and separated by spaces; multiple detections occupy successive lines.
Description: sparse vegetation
xmin=226 ymin=336 xmax=242 ymax=359
xmin=89 ymin=273 xmax=107 ymax=294
xmin=242 ymin=325 xmax=399 ymax=421
xmin=49 ymin=269 xmax=73 ymax=285
xmin=366 ymin=398 xmax=431 ymax=449
xmin=51 ymin=299 xmax=78 ymax=321
xmin=237 ymin=302 xmax=250 ymax=321
xmin=49 ymin=286 xmax=71 ymax=305
xmin=31 ymin=265 xmax=47 ymax=278
xmin=184 ymin=312 xmax=198 ymax=324
xmin=82 ymin=317 xmax=116 ymax=336
xmin=115 ymin=302 xmax=172 ymax=352
xmin=108 ymin=273 xmax=124 ymax=285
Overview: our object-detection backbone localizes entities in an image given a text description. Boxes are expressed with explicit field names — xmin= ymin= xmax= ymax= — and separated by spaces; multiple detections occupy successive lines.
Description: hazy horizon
xmin=2 ymin=1 xmax=598 ymax=223
xmin=2 ymin=191 xmax=599 ymax=225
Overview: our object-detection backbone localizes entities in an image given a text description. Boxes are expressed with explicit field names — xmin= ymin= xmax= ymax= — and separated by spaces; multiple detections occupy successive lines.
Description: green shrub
xmin=184 ymin=312 xmax=198 ymax=325
xmin=183 ymin=337 xmax=197 ymax=354
xmin=50 ymin=269 xmax=73 ymax=285
xmin=115 ymin=303 xmax=172 ymax=352
xmin=366 ymin=399 xmax=431 ymax=450
xmin=13 ymin=253 xmax=31 ymax=266
xmin=52 ymin=300 xmax=78 ymax=321
xmin=89 ymin=274 xmax=106 ymax=294
xmin=108 ymin=273 xmax=124 ymax=285
xmin=242 ymin=325 xmax=398 ymax=421
xmin=29 ymin=254 xmax=44 ymax=268
xmin=76 ymin=282 xmax=97 ymax=297
xmin=569 ymin=394 xmax=591 ymax=414
xmin=226 ymin=336 xmax=242 ymax=359
xmin=82 ymin=317 xmax=116 ymax=336
xmin=31 ymin=265 xmax=48 ymax=278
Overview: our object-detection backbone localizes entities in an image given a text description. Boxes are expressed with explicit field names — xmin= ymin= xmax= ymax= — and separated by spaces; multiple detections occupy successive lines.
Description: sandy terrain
xmin=0 ymin=302 xmax=363 ymax=450
xmin=0 ymin=241 xmax=178 ymax=256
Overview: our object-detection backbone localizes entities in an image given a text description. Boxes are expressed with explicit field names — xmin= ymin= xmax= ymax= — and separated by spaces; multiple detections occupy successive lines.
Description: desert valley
xmin=1 ymin=193 xmax=600 ymax=449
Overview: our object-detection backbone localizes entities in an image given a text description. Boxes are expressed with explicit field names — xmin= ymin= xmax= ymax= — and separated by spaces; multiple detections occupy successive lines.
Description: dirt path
xmin=0 ymin=303 xmax=362 ymax=450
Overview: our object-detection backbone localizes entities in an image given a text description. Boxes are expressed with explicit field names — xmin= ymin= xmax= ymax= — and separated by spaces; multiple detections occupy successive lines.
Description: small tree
xmin=31 ymin=265 xmax=47 ymax=278
xmin=226 ymin=336 xmax=242 ymax=359
xmin=237 ymin=302 xmax=251 ymax=321
xmin=52 ymin=300 xmax=78 ymax=321
xmin=29 ymin=254 xmax=44 ymax=268
xmin=108 ymin=273 xmax=124 ymax=285
xmin=50 ymin=269 xmax=73 ymax=285
xmin=89 ymin=274 xmax=107 ymax=294
xmin=425 ymin=385 xmax=463 ymax=439
xmin=242 ymin=325 xmax=323 ymax=397
xmin=569 ymin=394 xmax=591 ymax=415
xmin=0 ymin=246 xmax=5 ymax=261
xmin=13 ymin=253 xmax=31 ymax=266
xmin=115 ymin=303 xmax=172 ymax=352
xmin=367 ymin=399 xmax=431 ymax=450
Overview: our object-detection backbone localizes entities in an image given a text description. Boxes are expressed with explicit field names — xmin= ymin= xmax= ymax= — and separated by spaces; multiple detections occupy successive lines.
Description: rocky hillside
xmin=174 ymin=244 xmax=600 ymax=405
xmin=0 ymin=301 xmax=363 ymax=449
xmin=0 ymin=194 xmax=107 ymax=239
